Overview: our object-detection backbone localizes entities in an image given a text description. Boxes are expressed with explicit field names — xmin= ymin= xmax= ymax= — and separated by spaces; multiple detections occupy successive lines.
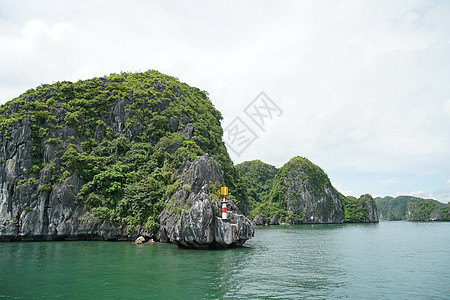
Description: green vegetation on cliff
xmin=271 ymin=156 xmax=332 ymax=199
xmin=375 ymin=196 xmax=450 ymax=221
xmin=267 ymin=156 xmax=337 ymax=223
xmin=374 ymin=196 xmax=410 ymax=220
xmin=238 ymin=156 xmax=346 ymax=224
xmin=236 ymin=160 xmax=277 ymax=218
xmin=407 ymin=198 xmax=450 ymax=221
xmin=342 ymin=194 xmax=378 ymax=223
xmin=0 ymin=70 xmax=246 ymax=233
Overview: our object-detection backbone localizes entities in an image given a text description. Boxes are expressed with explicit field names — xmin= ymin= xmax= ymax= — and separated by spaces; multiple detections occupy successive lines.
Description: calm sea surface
xmin=1 ymin=221 xmax=449 ymax=299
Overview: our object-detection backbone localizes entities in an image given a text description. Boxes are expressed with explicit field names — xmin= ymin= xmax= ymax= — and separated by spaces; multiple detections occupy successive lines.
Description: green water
xmin=1 ymin=221 xmax=449 ymax=299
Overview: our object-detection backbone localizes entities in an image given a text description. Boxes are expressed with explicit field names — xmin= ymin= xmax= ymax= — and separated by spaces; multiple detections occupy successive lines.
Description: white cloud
xmin=406 ymin=191 xmax=430 ymax=198
xmin=443 ymin=100 xmax=450 ymax=118
xmin=0 ymin=18 xmax=79 ymax=100
xmin=379 ymin=178 xmax=401 ymax=185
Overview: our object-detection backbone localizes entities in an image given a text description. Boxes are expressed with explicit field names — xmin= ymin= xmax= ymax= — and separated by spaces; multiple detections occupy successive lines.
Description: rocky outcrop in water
xmin=0 ymin=119 xmax=150 ymax=241
xmin=252 ymin=214 xmax=264 ymax=226
xmin=0 ymin=71 xmax=249 ymax=243
xmin=158 ymin=156 xmax=254 ymax=248
xmin=374 ymin=196 xmax=411 ymax=220
xmin=362 ymin=194 xmax=379 ymax=223
xmin=270 ymin=214 xmax=279 ymax=225
xmin=270 ymin=157 xmax=345 ymax=224
xmin=342 ymin=194 xmax=379 ymax=223
xmin=238 ymin=157 xmax=349 ymax=224
xmin=406 ymin=198 xmax=450 ymax=221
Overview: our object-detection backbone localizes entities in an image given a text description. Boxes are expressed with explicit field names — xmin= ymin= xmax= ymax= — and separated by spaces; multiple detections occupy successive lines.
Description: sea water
xmin=1 ymin=221 xmax=449 ymax=299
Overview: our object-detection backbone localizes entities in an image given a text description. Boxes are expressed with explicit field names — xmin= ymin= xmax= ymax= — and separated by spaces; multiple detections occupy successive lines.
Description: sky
xmin=0 ymin=0 xmax=449 ymax=202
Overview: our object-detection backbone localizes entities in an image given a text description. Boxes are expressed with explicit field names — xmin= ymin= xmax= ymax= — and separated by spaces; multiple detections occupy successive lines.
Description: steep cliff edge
xmin=342 ymin=194 xmax=379 ymax=223
xmin=406 ymin=198 xmax=450 ymax=221
xmin=238 ymin=157 xmax=382 ymax=224
xmin=158 ymin=156 xmax=253 ymax=248
xmin=235 ymin=160 xmax=277 ymax=221
xmin=375 ymin=196 xmax=410 ymax=220
xmin=246 ymin=156 xmax=345 ymax=224
xmin=0 ymin=70 xmax=249 ymax=242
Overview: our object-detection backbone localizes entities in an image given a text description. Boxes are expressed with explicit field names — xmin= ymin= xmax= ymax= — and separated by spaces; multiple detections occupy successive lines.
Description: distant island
xmin=0 ymin=70 xmax=447 ymax=247
xmin=236 ymin=158 xmax=378 ymax=225
xmin=376 ymin=196 xmax=450 ymax=221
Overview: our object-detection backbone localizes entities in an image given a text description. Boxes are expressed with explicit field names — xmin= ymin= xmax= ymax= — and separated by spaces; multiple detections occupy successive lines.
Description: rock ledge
xmin=158 ymin=156 xmax=254 ymax=249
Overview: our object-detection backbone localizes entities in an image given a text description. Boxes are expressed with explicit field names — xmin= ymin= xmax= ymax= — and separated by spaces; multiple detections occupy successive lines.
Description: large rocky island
xmin=0 ymin=70 xmax=253 ymax=248
xmin=237 ymin=158 xmax=379 ymax=225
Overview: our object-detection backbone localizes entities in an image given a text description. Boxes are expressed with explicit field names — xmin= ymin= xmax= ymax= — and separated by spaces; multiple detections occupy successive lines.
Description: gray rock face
xmin=363 ymin=195 xmax=379 ymax=223
xmin=0 ymin=98 xmax=156 ymax=241
xmin=406 ymin=198 xmax=450 ymax=221
xmin=285 ymin=183 xmax=344 ymax=224
xmin=279 ymin=158 xmax=345 ymax=224
xmin=253 ymin=214 xmax=264 ymax=226
xmin=134 ymin=236 xmax=146 ymax=244
xmin=270 ymin=214 xmax=279 ymax=225
xmin=158 ymin=156 xmax=254 ymax=249
xmin=0 ymin=96 xmax=196 ymax=241
xmin=0 ymin=75 xmax=248 ymax=244
xmin=0 ymin=122 xmax=247 ymax=244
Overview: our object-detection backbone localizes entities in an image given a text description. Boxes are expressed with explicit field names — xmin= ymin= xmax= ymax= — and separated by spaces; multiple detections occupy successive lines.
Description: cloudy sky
xmin=1 ymin=0 xmax=449 ymax=202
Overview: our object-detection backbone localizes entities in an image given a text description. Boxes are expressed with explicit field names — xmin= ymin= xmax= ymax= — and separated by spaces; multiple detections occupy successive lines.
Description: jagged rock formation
xmin=342 ymin=194 xmax=379 ymax=223
xmin=406 ymin=198 xmax=450 ymax=221
xmin=268 ymin=157 xmax=344 ymax=224
xmin=236 ymin=160 xmax=277 ymax=220
xmin=238 ymin=157 xmax=384 ymax=224
xmin=0 ymin=121 xmax=144 ymax=241
xmin=158 ymin=156 xmax=254 ymax=248
xmin=375 ymin=196 xmax=449 ymax=221
xmin=0 ymin=70 xmax=250 ymax=243
xmin=270 ymin=214 xmax=279 ymax=225
xmin=238 ymin=157 xmax=346 ymax=224
xmin=363 ymin=195 xmax=379 ymax=222
xmin=252 ymin=214 xmax=264 ymax=226
xmin=134 ymin=236 xmax=146 ymax=244
xmin=374 ymin=196 xmax=410 ymax=220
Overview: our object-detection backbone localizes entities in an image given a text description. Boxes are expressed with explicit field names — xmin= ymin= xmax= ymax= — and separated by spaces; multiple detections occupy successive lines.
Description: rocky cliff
xmin=236 ymin=160 xmax=277 ymax=217
xmin=374 ymin=196 xmax=410 ymax=220
xmin=237 ymin=157 xmax=384 ymax=225
xmin=158 ymin=156 xmax=253 ymax=248
xmin=246 ymin=156 xmax=345 ymax=224
xmin=0 ymin=70 xmax=250 ymax=243
xmin=342 ymin=194 xmax=379 ymax=223
xmin=406 ymin=198 xmax=450 ymax=221
xmin=275 ymin=157 xmax=344 ymax=224
xmin=0 ymin=113 xmax=145 ymax=240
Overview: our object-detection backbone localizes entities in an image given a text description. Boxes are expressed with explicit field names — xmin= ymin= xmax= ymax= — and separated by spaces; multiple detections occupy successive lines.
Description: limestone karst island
xmin=0 ymin=71 xmax=448 ymax=248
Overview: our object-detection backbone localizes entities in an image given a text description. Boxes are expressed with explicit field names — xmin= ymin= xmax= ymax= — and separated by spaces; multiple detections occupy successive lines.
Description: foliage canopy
xmin=0 ymin=70 xmax=246 ymax=232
